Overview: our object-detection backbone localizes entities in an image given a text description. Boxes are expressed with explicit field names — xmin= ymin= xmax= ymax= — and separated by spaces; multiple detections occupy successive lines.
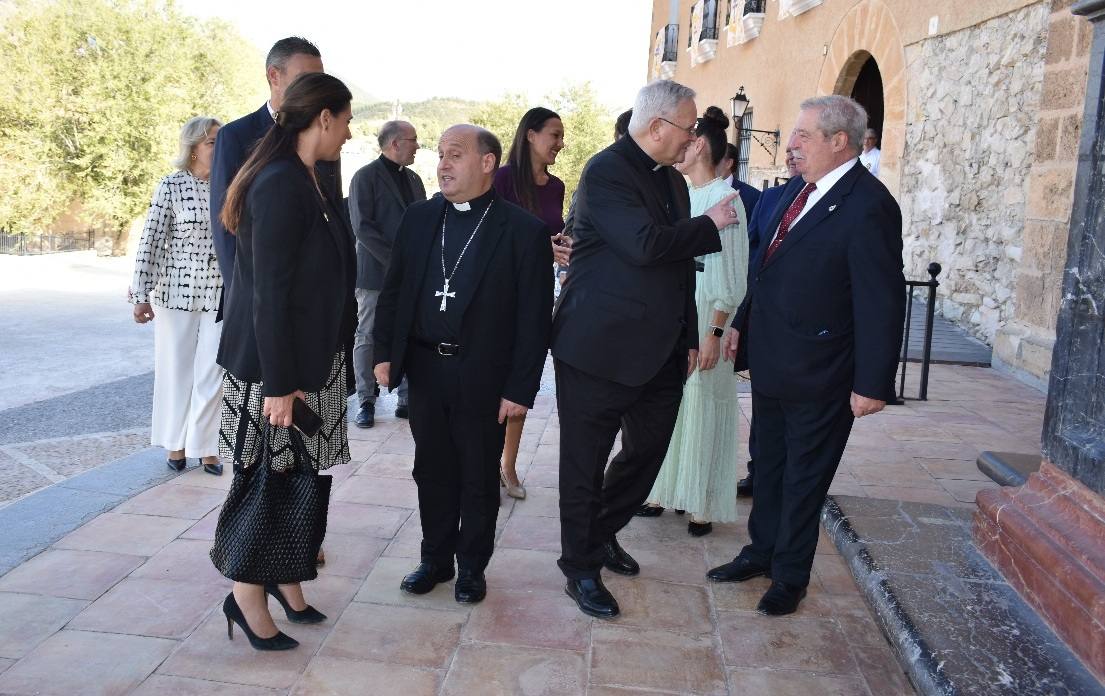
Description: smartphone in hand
xmin=292 ymin=397 xmax=323 ymax=437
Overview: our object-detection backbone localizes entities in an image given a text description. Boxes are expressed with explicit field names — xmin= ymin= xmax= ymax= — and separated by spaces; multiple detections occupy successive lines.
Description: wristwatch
xmin=709 ymin=325 xmax=725 ymax=337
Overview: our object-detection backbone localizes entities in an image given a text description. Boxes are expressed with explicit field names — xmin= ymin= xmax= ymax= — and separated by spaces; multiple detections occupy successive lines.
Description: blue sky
xmin=178 ymin=0 xmax=652 ymax=108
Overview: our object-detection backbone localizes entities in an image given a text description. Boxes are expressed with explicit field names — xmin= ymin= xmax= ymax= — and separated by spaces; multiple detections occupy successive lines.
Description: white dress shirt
xmin=768 ymin=157 xmax=858 ymax=247
xmin=859 ymin=147 xmax=880 ymax=176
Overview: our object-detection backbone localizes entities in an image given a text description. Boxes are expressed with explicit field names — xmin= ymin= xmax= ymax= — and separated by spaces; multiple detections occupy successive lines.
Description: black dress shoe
xmin=166 ymin=458 xmax=186 ymax=472
xmin=688 ymin=520 xmax=713 ymax=536
xmin=354 ymin=402 xmax=374 ymax=429
xmin=395 ymin=404 xmax=409 ymax=419
xmin=674 ymin=509 xmax=685 ymax=515
xmin=737 ymin=474 xmax=754 ymax=498
xmin=203 ymin=461 xmax=224 ymax=476
xmin=400 ymin=561 xmax=455 ymax=594
xmin=454 ymin=569 xmax=486 ymax=604
xmin=634 ymin=504 xmax=664 ymax=517
xmin=602 ymin=539 xmax=640 ymax=576
xmin=756 ymin=580 xmax=807 ymax=616
xmin=565 ymin=577 xmax=619 ymax=618
xmin=707 ymin=556 xmax=770 ymax=583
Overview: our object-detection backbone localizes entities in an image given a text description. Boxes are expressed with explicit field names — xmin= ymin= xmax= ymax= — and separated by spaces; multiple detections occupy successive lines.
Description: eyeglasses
xmin=658 ymin=117 xmax=697 ymax=136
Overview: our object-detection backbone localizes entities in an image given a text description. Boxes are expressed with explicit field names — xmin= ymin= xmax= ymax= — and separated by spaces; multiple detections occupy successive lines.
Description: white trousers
xmin=151 ymin=305 xmax=223 ymax=458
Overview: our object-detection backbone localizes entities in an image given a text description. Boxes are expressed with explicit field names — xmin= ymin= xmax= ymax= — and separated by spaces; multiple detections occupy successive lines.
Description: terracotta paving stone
xmin=52 ymin=512 xmax=192 ymax=556
xmin=590 ymin=624 xmax=727 ymax=695
xmin=68 ymin=577 xmax=225 ymax=639
xmin=709 ymin=578 xmax=834 ymax=618
xmin=131 ymin=675 xmax=282 ymax=695
xmin=717 ymin=611 xmax=859 ymax=674
xmin=845 ymin=464 xmax=942 ymax=489
xmin=382 ymin=538 xmax=422 ymax=559
xmin=158 ymin=609 xmax=326 ymax=690
xmin=179 ymin=507 xmax=221 ymax=540
xmin=587 ymin=687 xmax=672 ymax=696
xmin=498 ymin=512 xmax=562 ymax=553
xmin=485 ymin=547 xmax=565 ymax=593
xmin=353 ymin=555 xmax=470 ymax=613
xmin=291 ymin=655 xmax=441 ymax=696
xmin=0 ymin=658 xmax=14 ymax=675
xmin=0 ymin=549 xmax=145 ymax=600
xmin=508 ymin=484 xmax=560 ymax=518
xmin=314 ymin=531 xmax=387 ymax=579
xmin=939 ymin=477 xmax=1000 ymax=503
xmin=440 ymin=643 xmax=586 ymax=696
xmin=521 ymin=463 xmax=559 ymax=488
xmin=624 ymin=536 xmax=711 ymax=586
xmin=915 ymin=457 xmax=992 ymax=481
xmin=166 ymin=465 xmax=233 ymax=490
xmin=318 ymin=602 xmax=464 ymax=669
xmin=114 ymin=483 xmax=227 ymax=519
xmin=0 ymin=592 xmax=87 ymax=659
xmin=0 ymin=630 xmax=175 ymax=696
xmin=859 ymin=485 xmax=962 ymax=507
xmin=726 ymin=668 xmax=869 ymax=695
xmin=130 ymin=538 xmax=231 ymax=586
xmin=347 ymin=438 xmax=379 ymax=462
xmin=850 ymin=643 xmax=916 ymax=695
xmin=463 ymin=588 xmax=591 ymax=651
xmin=828 ymin=596 xmax=892 ymax=650
xmin=325 ymin=501 xmax=410 ymax=538
xmin=813 ymin=553 xmax=860 ymax=596
xmin=355 ymin=452 xmax=415 ymax=479
xmin=376 ymin=436 xmax=417 ymax=455
xmin=602 ymin=575 xmax=714 ymax=634
xmin=333 ymin=474 xmax=419 ymax=509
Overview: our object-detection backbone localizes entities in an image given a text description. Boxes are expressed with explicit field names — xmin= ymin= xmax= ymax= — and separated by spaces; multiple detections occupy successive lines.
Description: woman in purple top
xmin=493 ymin=106 xmax=570 ymax=500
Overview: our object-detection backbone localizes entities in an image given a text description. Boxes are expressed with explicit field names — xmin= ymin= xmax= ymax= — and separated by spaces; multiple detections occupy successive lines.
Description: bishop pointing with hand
xmin=372 ymin=124 xmax=553 ymax=605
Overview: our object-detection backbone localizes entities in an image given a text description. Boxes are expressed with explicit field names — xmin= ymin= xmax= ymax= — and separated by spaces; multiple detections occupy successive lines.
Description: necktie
xmin=763 ymin=182 xmax=816 ymax=264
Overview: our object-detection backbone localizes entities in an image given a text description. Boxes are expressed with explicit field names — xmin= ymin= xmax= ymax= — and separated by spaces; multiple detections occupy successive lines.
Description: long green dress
xmin=648 ymin=177 xmax=749 ymax=522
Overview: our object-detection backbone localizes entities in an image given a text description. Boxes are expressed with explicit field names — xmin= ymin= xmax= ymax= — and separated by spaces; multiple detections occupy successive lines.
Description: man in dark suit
xmin=552 ymin=80 xmax=737 ymax=619
xmin=736 ymin=148 xmax=801 ymax=497
xmin=210 ymin=36 xmax=336 ymax=306
xmin=348 ymin=120 xmax=426 ymax=428
xmin=712 ymin=95 xmax=905 ymax=616
xmin=719 ymin=143 xmax=761 ymax=223
xmin=373 ymin=125 xmax=552 ymax=605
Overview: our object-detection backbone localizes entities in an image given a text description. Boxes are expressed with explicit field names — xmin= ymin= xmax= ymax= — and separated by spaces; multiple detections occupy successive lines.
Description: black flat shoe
xmin=674 ymin=509 xmax=686 ymax=515
xmin=400 ymin=560 xmax=455 ymax=594
xmin=203 ymin=461 xmax=223 ymax=476
xmin=756 ymin=580 xmax=808 ymax=616
xmin=688 ymin=520 xmax=713 ymax=536
xmin=264 ymin=585 xmax=327 ymax=624
xmin=602 ymin=539 xmax=640 ymax=576
xmin=737 ymin=473 xmax=754 ymax=498
xmin=166 ymin=458 xmax=186 ymax=472
xmin=222 ymin=593 xmax=298 ymax=651
xmin=566 ymin=577 xmax=620 ymax=618
xmin=454 ymin=569 xmax=486 ymax=604
xmin=707 ymin=555 xmax=770 ymax=583
xmin=354 ymin=402 xmax=374 ymax=429
xmin=634 ymin=504 xmax=664 ymax=517
xmin=395 ymin=405 xmax=409 ymax=419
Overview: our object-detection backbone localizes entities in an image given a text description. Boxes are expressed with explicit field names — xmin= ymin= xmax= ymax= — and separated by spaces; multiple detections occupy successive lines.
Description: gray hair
xmin=628 ymin=80 xmax=696 ymax=134
xmin=172 ymin=116 xmax=222 ymax=170
xmin=265 ymin=36 xmax=321 ymax=72
xmin=865 ymin=128 xmax=878 ymax=139
xmin=799 ymin=95 xmax=868 ymax=155
xmin=378 ymin=120 xmax=411 ymax=149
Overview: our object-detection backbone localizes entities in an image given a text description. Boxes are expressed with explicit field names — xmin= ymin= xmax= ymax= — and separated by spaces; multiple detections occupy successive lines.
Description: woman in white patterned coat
xmin=129 ymin=116 xmax=225 ymax=475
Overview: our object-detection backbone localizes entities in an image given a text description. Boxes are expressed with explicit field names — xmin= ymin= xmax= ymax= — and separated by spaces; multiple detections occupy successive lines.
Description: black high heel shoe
xmin=264 ymin=584 xmax=327 ymax=624
xmin=222 ymin=593 xmax=299 ymax=651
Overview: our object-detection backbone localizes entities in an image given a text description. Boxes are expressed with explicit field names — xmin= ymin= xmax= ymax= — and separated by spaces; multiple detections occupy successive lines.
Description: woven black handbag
xmin=210 ymin=426 xmax=332 ymax=585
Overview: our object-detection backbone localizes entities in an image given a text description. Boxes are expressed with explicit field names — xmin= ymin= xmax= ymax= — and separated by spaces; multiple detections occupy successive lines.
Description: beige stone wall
xmin=993 ymin=0 xmax=1092 ymax=384
xmin=898 ymin=2 xmax=1051 ymax=344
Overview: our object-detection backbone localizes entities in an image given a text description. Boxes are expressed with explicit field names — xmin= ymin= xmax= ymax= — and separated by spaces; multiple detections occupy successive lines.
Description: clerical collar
xmin=448 ymin=187 xmax=495 ymax=214
xmin=378 ymin=153 xmax=405 ymax=173
xmin=625 ymin=135 xmax=662 ymax=173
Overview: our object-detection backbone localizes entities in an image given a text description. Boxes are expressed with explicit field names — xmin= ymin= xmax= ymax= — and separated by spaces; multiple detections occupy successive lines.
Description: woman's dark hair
xmin=723 ymin=143 xmax=740 ymax=176
xmin=221 ymin=72 xmax=352 ymax=233
xmin=695 ymin=106 xmax=730 ymax=167
xmin=506 ymin=107 xmax=561 ymax=215
xmin=614 ymin=109 xmax=632 ymax=139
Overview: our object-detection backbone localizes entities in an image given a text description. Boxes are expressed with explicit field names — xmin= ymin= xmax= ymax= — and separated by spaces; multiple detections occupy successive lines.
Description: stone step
xmin=977 ymin=450 xmax=1041 ymax=487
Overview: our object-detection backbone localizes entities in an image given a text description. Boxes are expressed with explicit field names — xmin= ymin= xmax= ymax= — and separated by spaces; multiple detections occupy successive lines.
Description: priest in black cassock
xmin=373 ymin=124 xmax=553 ymax=604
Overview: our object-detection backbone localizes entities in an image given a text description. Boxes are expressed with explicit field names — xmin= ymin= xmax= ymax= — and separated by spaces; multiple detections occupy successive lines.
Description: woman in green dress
xmin=643 ymin=106 xmax=749 ymax=535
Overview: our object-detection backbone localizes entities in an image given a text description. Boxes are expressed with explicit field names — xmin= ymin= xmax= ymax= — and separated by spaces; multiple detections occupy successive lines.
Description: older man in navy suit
xmin=711 ymin=95 xmax=905 ymax=616
xmin=210 ymin=37 xmax=335 ymax=306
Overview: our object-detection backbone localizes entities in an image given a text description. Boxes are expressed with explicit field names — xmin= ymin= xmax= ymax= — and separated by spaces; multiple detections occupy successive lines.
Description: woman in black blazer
xmin=211 ymin=72 xmax=356 ymax=651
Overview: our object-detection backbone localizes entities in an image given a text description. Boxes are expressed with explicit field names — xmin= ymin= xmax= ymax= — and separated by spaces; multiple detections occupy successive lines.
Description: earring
xmin=190 ymin=154 xmax=196 ymax=160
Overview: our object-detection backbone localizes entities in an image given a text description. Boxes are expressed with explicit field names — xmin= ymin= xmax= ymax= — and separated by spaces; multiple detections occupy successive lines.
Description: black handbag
xmin=210 ymin=425 xmax=332 ymax=585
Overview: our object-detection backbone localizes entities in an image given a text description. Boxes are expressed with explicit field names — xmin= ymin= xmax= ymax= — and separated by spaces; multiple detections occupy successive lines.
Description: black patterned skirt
xmin=219 ymin=351 xmax=350 ymax=473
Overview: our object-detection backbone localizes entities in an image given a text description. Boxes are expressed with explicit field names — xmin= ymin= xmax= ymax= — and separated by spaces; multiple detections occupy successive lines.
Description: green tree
xmin=0 ymin=0 xmax=260 ymax=252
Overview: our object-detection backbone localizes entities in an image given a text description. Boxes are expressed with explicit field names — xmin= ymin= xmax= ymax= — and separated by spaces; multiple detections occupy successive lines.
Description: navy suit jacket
xmin=210 ymin=104 xmax=342 ymax=307
xmin=730 ymin=161 xmax=905 ymax=401
xmin=745 ymin=180 xmax=795 ymax=259
xmin=731 ymin=179 xmax=761 ymax=224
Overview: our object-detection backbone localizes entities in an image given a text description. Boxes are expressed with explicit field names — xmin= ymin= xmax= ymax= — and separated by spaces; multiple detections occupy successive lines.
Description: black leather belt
xmin=412 ymin=337 xmax=461 ymax=356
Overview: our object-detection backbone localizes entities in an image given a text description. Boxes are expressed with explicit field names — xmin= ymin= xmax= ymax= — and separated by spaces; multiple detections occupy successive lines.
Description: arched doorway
xmin=851 ymin=57 xmax=884 ymax=148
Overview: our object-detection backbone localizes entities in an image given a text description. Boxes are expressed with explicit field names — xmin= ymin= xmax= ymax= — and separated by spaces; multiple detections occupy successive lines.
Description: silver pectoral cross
xmin=435 ymin=278 xmax=456 ymax=311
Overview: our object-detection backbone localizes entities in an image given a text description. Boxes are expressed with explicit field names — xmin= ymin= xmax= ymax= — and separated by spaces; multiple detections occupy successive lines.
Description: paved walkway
xmin=0 ymin=359 xmax=1046 ymax=695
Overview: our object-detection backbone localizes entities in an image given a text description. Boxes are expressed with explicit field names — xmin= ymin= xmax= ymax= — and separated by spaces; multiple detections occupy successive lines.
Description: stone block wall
xmin=899 ymin=2 xmax=1052 ymax=346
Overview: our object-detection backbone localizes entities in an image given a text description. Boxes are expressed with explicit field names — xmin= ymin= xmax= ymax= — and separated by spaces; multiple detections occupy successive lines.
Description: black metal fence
xmin=0 ymin=229 xmax=95 ymax=256
xmin=662 ymin=23 xmax=679 ymax=62
xmin=897 ymin=262 xmax=942 ymax=401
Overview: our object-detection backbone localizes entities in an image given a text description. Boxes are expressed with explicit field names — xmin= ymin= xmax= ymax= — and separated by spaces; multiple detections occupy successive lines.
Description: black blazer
xmin=373 ymin=193 xmax=553 ymax=413
xmin=550 ymin=137 xmax=722 ymax=387
xmin=745 ymin=180 xmax=795 ymax=259
xmin=731 ymin=161 xmax=905 ymax=401
xmin=217 ymin=156 xmax=356 ymax=397
xmin=210 ymin=104 xmax=342 ymax=303
xmin=348 ymin=158 xmax=427 ymax=290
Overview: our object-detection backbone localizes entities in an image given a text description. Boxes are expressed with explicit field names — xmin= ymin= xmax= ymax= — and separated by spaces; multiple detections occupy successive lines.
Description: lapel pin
xmin=828 ymin=204 xmax=837 ymax=212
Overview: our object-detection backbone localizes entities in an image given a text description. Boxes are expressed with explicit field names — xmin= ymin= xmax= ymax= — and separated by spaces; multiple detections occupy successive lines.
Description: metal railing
xmin=897 ymin=262 xmax=942 ymax=401
xmin=701 ymin=0 xmax=720 ymax=40
xmin=662 ymin=23 xmax=679 ymax=62
xmin=0 ymin=229 xmax=95 ymax=256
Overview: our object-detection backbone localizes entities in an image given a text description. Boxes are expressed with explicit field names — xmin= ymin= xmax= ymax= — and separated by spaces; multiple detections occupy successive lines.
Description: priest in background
xmin=373 ymin=125 xmax=552 ymax=605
